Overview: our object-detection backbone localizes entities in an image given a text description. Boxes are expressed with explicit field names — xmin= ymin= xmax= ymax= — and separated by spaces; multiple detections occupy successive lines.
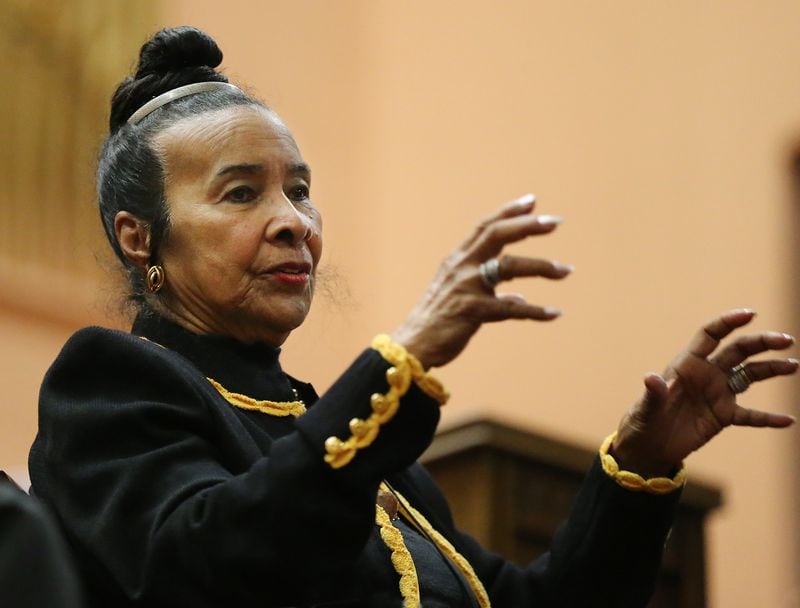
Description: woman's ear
xmin=115 ymin=211 xmax=151 ymax=269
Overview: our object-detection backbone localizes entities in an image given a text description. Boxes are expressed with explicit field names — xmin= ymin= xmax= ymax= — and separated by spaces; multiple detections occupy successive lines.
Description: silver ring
xmin=726 ymin=362 xmax=752 ymax=394
xmin=479 ymin=258 xmax=502 ymax=290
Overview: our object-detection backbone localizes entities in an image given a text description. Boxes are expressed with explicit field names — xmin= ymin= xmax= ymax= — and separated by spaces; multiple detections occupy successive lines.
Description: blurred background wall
xmin=2 ymin=1 xmax=799 ymax=605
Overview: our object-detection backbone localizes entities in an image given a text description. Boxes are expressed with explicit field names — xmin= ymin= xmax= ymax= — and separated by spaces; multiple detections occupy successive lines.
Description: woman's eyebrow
xmin=214 ymin=163 xmax=310 ymax=178
xmin=288 ymin=162 xmax=311 ymax=178
xmin=215 ymin=163 xmax=265 ymax=177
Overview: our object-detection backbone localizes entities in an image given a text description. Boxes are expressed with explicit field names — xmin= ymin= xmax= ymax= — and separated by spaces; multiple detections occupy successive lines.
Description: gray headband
xmin=127 ymin=82 xmax=243 ymax=125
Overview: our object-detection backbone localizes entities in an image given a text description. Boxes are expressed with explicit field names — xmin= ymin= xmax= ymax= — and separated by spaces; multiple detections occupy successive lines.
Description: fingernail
xmin=543 ymin=307 xmax=562 ymax=316
xmin=788 ymin=358 xmax=799 ymax=365
xmin=554 ymin=262 xmax=575 ymax=273
xmin=768 ymin=331 xmax=794 ymax=341
xmin=511 ymin=194 xmax=536 ymax=209
xmin=537 ymin=215 xmax=563 ymax=226
xmin=500 ymin=292 xmax=528 ymax=304
xmin=735 ymin=307 xmax=756 ymax=315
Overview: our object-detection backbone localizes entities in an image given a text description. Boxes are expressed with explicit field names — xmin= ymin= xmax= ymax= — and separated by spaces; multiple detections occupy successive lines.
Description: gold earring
xmin=145 ymin=265 xmax=165 ymax=293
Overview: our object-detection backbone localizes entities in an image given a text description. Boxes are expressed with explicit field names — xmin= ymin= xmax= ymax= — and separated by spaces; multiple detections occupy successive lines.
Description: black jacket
xmin=29 ymin=313 xmax=678 ymax=607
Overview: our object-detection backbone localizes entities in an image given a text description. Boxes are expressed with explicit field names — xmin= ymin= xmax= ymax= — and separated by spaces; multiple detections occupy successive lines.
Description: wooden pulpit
xmin=421 ymin=419 xmax=722 ymax=608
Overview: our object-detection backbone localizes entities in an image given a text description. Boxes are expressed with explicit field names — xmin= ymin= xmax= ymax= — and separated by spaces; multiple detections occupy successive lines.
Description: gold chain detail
xmin=599 ymin=432 xmax=687 ymax=495
xmin=324 ymin=335 xmax=449 ymax=469
xmin=392 ymin=488 xmax=491 ymax=608
xmin=323 ymin=364 xmax=406 ymax=468
xmin=207 ymin=378 xmax=306 ymax=418
xmin=376 ymin=505 xmax=420 ymax=608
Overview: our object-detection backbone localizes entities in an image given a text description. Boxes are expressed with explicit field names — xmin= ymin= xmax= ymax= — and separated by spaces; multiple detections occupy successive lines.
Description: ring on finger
xmin=726 ymin=362 xmax=752 ymax=394
xmin=479 ymin=258 xmax=502 ymax=290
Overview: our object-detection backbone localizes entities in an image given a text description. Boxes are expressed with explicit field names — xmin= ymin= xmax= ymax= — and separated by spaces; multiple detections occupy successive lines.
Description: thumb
xmin=637 ymin=372 xmax=669 ymax=422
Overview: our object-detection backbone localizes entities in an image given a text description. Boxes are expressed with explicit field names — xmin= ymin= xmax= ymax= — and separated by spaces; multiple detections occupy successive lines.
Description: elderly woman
xmin=29 ymin=26 xmax=796 ymax=608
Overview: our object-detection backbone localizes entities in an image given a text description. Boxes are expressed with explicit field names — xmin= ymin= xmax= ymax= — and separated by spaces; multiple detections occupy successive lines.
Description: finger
xmin=736 ymin=358 xmax=799 ymax=382
xmin=493 ymin=255 xmax=574 ymax=283
xmin=710 ymin=332 xmax=795 ymax=369
xmin=467 ymin=214 xmax=563 ymax=262
xmin=731 ymin=405 xmax=796 ymax=428
xmin=460 ymin=194 xmax=536 ymax=250
xmin=686 ymin=308 xmax=756 ymax=358
xmin=495 ymin=292 xmax=528 ymax=305
xmin=479 ymin=294 xmax=562 ymax=322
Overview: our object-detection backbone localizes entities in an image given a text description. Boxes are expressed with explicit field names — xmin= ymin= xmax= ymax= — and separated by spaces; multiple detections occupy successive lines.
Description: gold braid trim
xmin=137 ymin=338 xmax=306 ymax=418
xmin=376 ymin=505 xmax=420 ymax=608
xmin=393 ymin=489 xmax=491 ymax=608
xmin=323 ymin=335 xmax=449 ymax=469
xmin=371 ymin=334 xmax=450 ymax=405
xmin=599 ymin=432 xmax=687 ymax=495
xmin=207 ymin=378 xmax=306 ymax=418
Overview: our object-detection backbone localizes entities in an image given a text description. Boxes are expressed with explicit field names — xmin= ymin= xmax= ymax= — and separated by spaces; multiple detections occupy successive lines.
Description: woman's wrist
xmin=389 ymin=328 xmax=432 ymax=371
xmin=601 ymin=432 xmax=687 ymax=495
xmin=609 ymin=435 xmax=677 ymax=479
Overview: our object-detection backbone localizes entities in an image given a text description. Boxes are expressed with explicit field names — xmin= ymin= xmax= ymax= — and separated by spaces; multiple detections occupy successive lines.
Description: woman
xmin=29 ymin=26 xmax=796 ymax=607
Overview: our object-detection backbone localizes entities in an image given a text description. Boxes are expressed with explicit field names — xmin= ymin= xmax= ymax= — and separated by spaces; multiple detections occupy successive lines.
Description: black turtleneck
xmin=131 ymin=312 xmax=308 ymax=405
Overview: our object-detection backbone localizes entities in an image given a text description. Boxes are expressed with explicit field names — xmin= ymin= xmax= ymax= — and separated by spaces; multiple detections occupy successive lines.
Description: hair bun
xmin=135 ymin=26 xmax=223 ymax=78
xmin=109 ymin=26 xmax=227 ymax=131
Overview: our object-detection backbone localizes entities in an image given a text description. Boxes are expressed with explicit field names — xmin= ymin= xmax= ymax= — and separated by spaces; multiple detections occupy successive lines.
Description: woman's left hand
xmin=611 ymin=309 xmax=798 ymax=477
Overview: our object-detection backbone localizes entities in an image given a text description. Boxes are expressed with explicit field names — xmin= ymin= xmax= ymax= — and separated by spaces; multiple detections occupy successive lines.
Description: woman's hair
xmin=98 ymin=26 xmax=263 ymax=308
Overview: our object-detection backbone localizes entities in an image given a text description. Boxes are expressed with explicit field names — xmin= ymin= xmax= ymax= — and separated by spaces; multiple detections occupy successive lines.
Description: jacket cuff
xmin=294 ymin=337 xmax=444 ymax=481
xmin=323 ymin=335 xmax=448 ymax=469
xmin=599 ymin=432 xmax=687 ymax=495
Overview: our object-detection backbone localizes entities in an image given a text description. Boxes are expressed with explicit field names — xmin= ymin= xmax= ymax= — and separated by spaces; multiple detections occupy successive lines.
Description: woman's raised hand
xmin=611 ymin=309 xmax=798 ymax=476
xmin=392 ymin=194 xmax=572 ymax=369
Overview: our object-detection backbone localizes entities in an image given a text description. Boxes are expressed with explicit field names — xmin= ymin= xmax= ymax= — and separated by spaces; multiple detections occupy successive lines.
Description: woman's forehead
xmin=152 ymin=105 xmax=302 ymax=176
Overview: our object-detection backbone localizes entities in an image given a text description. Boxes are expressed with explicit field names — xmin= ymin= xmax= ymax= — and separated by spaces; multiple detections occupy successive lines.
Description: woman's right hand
xmin=391 ymin=194 xmax=572 ymax=369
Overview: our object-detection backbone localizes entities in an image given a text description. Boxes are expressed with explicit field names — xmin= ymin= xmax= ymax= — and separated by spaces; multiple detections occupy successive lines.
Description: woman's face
xmin=151 ymin=105 xmax=322 ymax=346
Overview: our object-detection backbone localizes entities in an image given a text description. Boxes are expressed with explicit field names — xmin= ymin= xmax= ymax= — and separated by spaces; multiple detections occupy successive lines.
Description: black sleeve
xmin=29 ymin=329 xmax=441 ymax=607
xmin=400 ymin=457 xmax=679 ymax=607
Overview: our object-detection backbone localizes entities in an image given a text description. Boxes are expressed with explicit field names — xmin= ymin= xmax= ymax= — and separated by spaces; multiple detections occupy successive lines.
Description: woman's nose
xmin=264 ymin=194 xmax=312 ymax=245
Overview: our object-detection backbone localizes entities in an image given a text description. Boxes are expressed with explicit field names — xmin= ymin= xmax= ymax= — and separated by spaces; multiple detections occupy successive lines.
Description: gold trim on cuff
xmin=371 ymin=334 xmax=450 ymax=405
xmin=599 ymin=432 xmax=687 ymax=495
xmin=323 ymin=335 xmax=450 ymax=469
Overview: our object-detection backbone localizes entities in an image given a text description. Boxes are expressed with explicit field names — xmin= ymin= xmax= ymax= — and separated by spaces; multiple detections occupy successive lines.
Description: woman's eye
xmin=225 ymin=186 xmax=258 ymax=203
xmin=289 ymin=185 xmax=310 ymax=201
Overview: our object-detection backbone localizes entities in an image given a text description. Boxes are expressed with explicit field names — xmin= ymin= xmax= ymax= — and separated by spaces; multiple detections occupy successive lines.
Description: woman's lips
xmin=267 ymin=262 xmax=312 ymax=285
xmin=272 ymin=270 xmax=310 ymax=285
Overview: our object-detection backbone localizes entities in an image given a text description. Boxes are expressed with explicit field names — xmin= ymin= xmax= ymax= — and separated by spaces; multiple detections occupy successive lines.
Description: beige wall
xmin=2 ymin=1 xmax=799 ymax=606
xmin=0 ymin=0 xmax=159 ymax=472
